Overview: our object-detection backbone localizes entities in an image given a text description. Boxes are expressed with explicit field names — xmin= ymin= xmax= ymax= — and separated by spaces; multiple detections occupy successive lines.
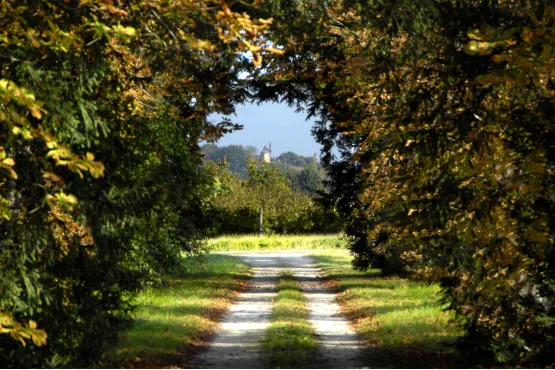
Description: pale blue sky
xmin=209 ymin=102 xmax=321 ymax=157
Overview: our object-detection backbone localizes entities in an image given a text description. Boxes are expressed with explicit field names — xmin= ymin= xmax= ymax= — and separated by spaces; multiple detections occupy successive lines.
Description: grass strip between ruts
xmin=262 ymin=270 xmax=319 ymax=368
xmin=108 ymin=254 xmax=251 ymax=368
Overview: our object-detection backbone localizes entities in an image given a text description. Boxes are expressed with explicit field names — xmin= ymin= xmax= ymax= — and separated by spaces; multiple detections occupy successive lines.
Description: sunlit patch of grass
xmin=109 ymin=255 xmax=251 ymax=367
xmin=311 ymin=250 xmax=462 ymax=351
xmin=262 ymin=271 xmax=318 ymax=368
xmin=208 ymin=234 xmax=348 ymax=251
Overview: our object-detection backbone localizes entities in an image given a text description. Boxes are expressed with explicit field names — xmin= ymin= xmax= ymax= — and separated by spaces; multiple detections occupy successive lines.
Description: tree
xmin=299 ymin=162 xmax=323 ymax=194
xmin=202 ymin=144 xmax=258 ymax=176
xmin=0 ymin=0 xmax=282 ymax=366
xmin=251 ymin=0 xmax=555 ymax=366
xmin=276 ymin=151 xmax=311 ymax=167
xmin=247 ymin=157 xmax=290 ymax=235
xmin=205 ymin=158 xmax=329 ymax=234
xmin=278 ymin=164 xmax=302 ymax=191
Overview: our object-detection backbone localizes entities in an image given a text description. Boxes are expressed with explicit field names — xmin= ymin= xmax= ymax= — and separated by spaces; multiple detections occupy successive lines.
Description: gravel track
xmin=190 ymin=251 xmax=367 ymax=369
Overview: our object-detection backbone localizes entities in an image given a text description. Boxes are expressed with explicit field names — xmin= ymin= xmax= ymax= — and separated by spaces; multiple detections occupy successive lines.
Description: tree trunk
xmin=258 ymin=206 xmax=263 ymax=237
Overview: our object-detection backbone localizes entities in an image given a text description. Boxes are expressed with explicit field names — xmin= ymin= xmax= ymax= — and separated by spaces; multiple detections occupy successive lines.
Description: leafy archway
xmin=1 ymin=0 xmax=553 ymax=367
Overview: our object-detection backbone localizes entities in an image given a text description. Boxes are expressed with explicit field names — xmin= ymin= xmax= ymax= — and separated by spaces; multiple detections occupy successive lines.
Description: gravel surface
xmin=191 ymin=251 xmax=367 ymax=369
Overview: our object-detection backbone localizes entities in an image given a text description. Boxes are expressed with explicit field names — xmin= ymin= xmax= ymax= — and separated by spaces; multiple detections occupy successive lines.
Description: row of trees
xmin=0 ymin=0 xmax=282 ymax=367
xmin=276 ymin=151 xmax=317 ymax=168
xmin=251 ymin=0 xmax=554 ymax=366
xmin=202 ymin=144 xmax=259 ymax=176
xmin=205 ymin=158 xmax=340 ymax=234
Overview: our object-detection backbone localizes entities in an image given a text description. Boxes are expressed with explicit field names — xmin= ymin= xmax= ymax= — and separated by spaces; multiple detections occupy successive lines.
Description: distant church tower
xmin=261 ymin=142 xmax=272 ymax=163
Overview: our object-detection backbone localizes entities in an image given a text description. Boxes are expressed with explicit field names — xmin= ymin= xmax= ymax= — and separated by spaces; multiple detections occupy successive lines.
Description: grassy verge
xmin=109 ymin=254 xmax=251 ymax=368
xmin=208 ymin=234 xmax=348 ymax=251
xmin=312 ymin=250 xmax=465 ymax=368
xmin=262 ymin=271 xmax=318 ymax=368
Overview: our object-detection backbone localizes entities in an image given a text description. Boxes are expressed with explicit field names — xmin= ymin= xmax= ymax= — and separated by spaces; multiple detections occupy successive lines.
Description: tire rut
xmin=190 ymin=251 xmax=367 ymax=369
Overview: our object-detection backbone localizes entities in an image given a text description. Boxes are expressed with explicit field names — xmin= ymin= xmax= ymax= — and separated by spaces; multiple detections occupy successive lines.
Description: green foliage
xmin=0 ymin=0 xmax=279 ymax=367
xmin=205 ymin=158 xmax=340 ymax=234
xmin=262 ymin=271 xmax=318 ymax=368
xmin=277 ymin=164 xmax=303 ymax=191
xmin=202 ymin=144 xmax=258 ymax=177
xmin=255 ymin=0 xmax=555 ymax=366
xmin=298 ymin=161 xmax=323 ymax=194
xmin=276 ymin=151 xmax=314 ymax=168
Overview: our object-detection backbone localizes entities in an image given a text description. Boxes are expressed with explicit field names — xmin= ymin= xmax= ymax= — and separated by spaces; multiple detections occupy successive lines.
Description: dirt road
xmin=191 ymin=251 xmax=367 ymax=369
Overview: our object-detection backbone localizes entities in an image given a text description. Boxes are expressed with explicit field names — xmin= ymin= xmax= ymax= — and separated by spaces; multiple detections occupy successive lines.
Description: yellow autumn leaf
xmin=63 ymin=193 xmax=78 ymax=205
xmin=43 ymin=171 xmax=64 ymax=183
xmin=7 ymin=168 xmax=18 ymax=180
xmin=252 ymin=52 xmax=263 ymax=67
xmin=264 ymin=47 xmax=285 ymax=55
xmin=9 ymin=331 xmax=26 ymax=347
xmin=29 ymin=106 xmax=42 ymax=119
xmin=31 ymin=329 xmax=47 ymax=347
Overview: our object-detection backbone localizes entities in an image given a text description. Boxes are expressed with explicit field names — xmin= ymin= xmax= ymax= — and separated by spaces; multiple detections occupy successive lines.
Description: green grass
xmin=312 ymin=250 xmax=462 ymax=352
xmin=109 ymin=254 xmax=251 ymax=367
xmin=262 ymin=271 xmax=318 ymax=368
xmin=208 ymin=233 xmax=348 ymax=251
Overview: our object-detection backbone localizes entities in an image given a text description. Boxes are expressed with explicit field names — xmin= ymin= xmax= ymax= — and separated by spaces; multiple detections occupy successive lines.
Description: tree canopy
xmin=0 ymin=0 xmax=282 ymax=366
xmin=1 ymin=0 xmax=554 ymax=368
xmin=202 ymin=144 xmax=259 ymax=176
xmin=252 ymin=0 xmax=554 ymax=366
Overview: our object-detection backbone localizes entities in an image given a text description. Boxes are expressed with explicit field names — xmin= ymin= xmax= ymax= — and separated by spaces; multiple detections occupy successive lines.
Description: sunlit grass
xmin=208 ymin=233 xmax=348 ymax=251
xmin=262 ymin=271 xmax=318 ymax=368
xmin=109 ymin=255 xmax=251 ymax=367
xmin=312 ymin=250 xmax=462 ymax=351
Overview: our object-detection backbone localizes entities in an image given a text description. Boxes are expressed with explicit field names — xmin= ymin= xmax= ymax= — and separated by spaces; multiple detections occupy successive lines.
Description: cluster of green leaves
xmin=0 ymin=0 xmax=280 ymax=367
xmin=276 ymin=151 xmax=315 ymax=168
xmin=205 ymin=157 xmax=341 ymax=234
xmin=251 ymin=0 xmax=554 ymax=367
xmin=277 ymin=159 xmax=325 ymax=195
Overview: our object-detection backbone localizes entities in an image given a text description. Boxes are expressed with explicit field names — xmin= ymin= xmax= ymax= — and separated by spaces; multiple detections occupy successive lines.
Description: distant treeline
xmin=202 ymin=144 xmax=326 ymax=195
